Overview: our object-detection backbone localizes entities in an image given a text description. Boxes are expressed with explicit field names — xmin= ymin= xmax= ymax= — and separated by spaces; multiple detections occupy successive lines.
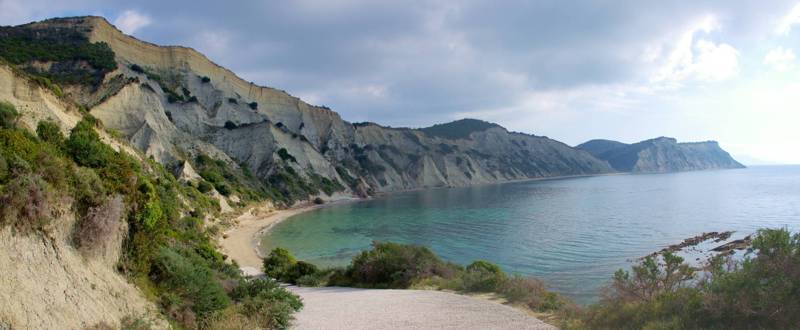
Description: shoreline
xmin=218 ymin=196 xmax=360 ymax=276
xmin=219 ymin=172 xmax=624 ymax=276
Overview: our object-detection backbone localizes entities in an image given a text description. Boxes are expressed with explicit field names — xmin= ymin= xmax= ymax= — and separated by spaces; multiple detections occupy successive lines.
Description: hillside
xmin=1 ymin=16 xmax=612 ymax=207
xmin=577 ymin=137 xmax=745 ymax=173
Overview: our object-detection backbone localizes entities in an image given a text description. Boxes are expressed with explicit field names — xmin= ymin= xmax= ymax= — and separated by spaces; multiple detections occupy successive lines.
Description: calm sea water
xmin=261 ymin=166 xmax=800 ymax=304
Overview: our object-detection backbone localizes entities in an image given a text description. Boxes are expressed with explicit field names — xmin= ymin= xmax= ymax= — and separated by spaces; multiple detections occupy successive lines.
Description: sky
xmin=1 ymin=1 xmax=799 ymax=164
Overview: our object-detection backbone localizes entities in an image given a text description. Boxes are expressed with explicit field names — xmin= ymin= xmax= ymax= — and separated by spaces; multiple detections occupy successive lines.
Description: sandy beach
xmin=218 ymin=196 xmax=358 ymax=276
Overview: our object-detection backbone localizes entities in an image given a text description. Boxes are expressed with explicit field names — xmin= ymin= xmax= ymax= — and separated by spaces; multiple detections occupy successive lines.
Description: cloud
xmin=775 ymin=3 xmax=800 ymax=35
xmin=651 ymin=16 xmax=739 ymax=84
xmin=113 ymin=10 xmax=151 ymax=35
xmin=764 ymin=47 xmax=796 ymax=71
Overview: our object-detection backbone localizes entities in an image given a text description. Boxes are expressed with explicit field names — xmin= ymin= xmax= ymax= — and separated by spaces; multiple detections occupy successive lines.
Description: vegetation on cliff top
xmin=0 ymin=24 xmax=116 ymax=86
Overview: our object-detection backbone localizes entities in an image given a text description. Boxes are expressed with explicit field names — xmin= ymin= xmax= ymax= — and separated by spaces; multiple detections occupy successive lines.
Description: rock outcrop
xmin=577 ymin=137 xmax=745 ymax=173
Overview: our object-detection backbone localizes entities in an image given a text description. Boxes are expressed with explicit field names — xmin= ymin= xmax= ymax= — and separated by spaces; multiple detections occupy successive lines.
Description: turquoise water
xmin=261 ymin=166 xmax=800 ymax=304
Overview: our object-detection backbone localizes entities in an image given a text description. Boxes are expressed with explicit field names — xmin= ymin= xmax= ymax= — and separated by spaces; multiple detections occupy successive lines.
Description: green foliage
xmin=200 ymin=76 xmax=211 ymax=83
xmin=263 ymin=247 xmax=297 ymax=280
xmin=344 ymin=242 xmax=458 ymax=288
xmin=420 ymin=118 xmax=501 ymax=140
xmin=66 ymin=118 xmax=114 ymax=168
xmin=230 ymin=278 xmax=303 ymax=329
xmin=129 ymin=64 xmax=145 ymax=73
xmin=0 ymin=26 xmax=116 ymax=85
xmin=462 ymin=260 xmax=506 ymax=292
xmin=276 ymin=148 xmax=296 ymax=163
xmin=36 ymin=120 xmax=64 ymax=147
xmin=286 ymin=261 xmax=320 ymax=284
xmin=0 ymin=101 xmax=19 ymax=129
xmin=194 ymin=154 xmax=268 ymax=203
xmin=583 ymin=229 xmax=800 ymax=329
xmin=196 ymin=180 xmax=214 ymax=193
xmin=248 ymin=102 xmax=258 ymax=110
xmin=151 ymin=246 xmax=230 ymax=316
xmin=0 ymin=112 xmax=301 ymax=327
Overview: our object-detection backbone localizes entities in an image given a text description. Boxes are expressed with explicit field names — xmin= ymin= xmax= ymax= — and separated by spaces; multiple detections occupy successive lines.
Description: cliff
xmin=577 ymin=137 xmax=745 ymax=173
xmin=2 ymin=16 xmax=613 ymax=206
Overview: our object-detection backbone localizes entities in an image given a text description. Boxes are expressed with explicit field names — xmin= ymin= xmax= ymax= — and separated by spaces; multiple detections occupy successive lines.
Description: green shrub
xmin=583 ymin=229 xmax=800 ymax=329
xmin=285 ymin=261 xmax=319 ymax=284
xmin=70 ymin=166 xmax=106 ymax=211
xmin=461 ymin=260 xmax=506 ymax=292
xmin=263 ymin=247 xmax=296 ymax=280
xmin=66 ymin=119 xmax=114 ymax=168
xmin=248 ymin=102 xmax=258 ymax=110
xmin=0 ymin=101 xmax=19 ymax=129
xmin=276 ymin=148 xmax=296 ymax=163
xmin=230 ymin=278 xmax=303 ymax=329
xmin=196 ymin=180 xmax=214 ymax=193
xmin=36 ymin=120 xmax=64 ymax=147
xmin=129 ymin=64 xmax=145 ymax=73
xmin=345 ymin=242 xmax=458 ymax=288
xmin=200 ymin=76 xmax=211 ymax=83
xmin=151 ymin=247 xmax=230 ymax=317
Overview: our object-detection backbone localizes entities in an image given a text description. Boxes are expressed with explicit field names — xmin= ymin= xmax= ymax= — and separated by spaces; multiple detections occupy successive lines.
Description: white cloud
xmin=763 ymin=47 xmax=796 ymax=71
xmin=651 ymin=15 xmax=739 ymax=84
xmin=693 ymin=40 xmax=739 ymax=81
xmin=775 ymin=3 xmax=800 ymax=35
xmin=113 ymin=10 xmax=151 ymax=35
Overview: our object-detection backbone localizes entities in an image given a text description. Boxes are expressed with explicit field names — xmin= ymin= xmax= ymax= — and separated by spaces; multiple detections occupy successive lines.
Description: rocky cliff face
xmin=577 ymin=137 xmax=745 ymax=173
xmin=2 ymin=16 xmax=613 ymax=204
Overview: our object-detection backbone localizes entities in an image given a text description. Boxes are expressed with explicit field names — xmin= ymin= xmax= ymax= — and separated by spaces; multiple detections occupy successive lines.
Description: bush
xmin=151 ymin=247 xmax=231 ymax=317
xmin=313 ymin=197 xmax=325 ymax=205
xmin=583 ymin=229 xmax=800 ymax=329
xmin=201 ymin=76 xmax=211 ymax=83
xmin=248 ymin=102 xmax=258 ymax=110
xmin=129 ymin=64 xmax=145 ymax=73
xmin=230 ymin=278 xmax=303 ymax=329
xmin=263 ymin=247 xmax=296 ymax=280
xmin=66 ymin=119 xmax=114 ymax=168
xmin=461 ymin=260 xmax=506 ymax=292
xmin=224 ymin=121 xmax=237 ymax=130
xmin=0 ymin=101 xmax=19 ymax=129
xmin=500 ymin=276 xmax=565 ymax=312
xmin=345 ymin=242 xmax=458 ymax=288
xmin=285 ymin=261 xmax=319 ymax=284
xmin=196 ymin=180 xmax=214 ymax=193
xmin=73 ymin=195 xmax=124 ymax=253
xmin=0 ymin=173 xmax=52 ymax=231
xmin=276 ymin=148 xmax=296 ymax=163
xmin=36 ymin=120 xmax=64 ymax=147
xmin=228 ymin=98 xmax=238 ymax=104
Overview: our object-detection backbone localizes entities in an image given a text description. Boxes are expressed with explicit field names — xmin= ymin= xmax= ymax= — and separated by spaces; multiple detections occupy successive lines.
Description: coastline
xmin=219 ymin=172 xmax=623 ymax=276
xmin=219 ymin=195 xmax=360 ymax=276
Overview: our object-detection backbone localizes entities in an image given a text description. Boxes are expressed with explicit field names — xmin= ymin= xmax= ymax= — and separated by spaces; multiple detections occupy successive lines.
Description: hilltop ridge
xmin=577 ymin=137 xmax=744 ymax=173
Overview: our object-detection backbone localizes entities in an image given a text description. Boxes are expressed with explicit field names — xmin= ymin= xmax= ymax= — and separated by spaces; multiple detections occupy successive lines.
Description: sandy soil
xmin=288 ymin=286 xmax=557 ymax=330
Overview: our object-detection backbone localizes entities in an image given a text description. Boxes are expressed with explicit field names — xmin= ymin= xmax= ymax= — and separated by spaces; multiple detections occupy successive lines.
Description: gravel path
xmin=288 ymin=286 xmax=556 ymax=330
